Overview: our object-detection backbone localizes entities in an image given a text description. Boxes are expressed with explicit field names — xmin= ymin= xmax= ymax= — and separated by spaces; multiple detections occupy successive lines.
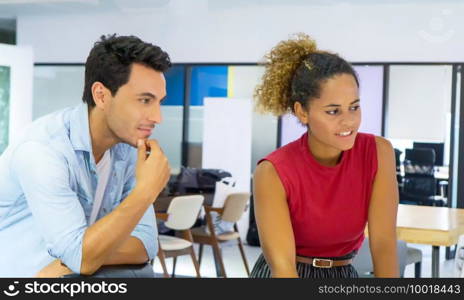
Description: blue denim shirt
xmin=0 ymin=103 xmax=157 ymax=277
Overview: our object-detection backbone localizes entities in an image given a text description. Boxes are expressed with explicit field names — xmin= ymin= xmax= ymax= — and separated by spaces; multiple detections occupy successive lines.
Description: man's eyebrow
xmin=137 ymin=92 xmax=156 ymax=99
xmin=323 ymin=99 xmax=360 ymax=107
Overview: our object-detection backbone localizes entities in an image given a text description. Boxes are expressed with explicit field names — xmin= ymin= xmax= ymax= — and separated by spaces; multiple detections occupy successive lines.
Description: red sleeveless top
xmin=260 ymin=132 xmax=378 ymax=258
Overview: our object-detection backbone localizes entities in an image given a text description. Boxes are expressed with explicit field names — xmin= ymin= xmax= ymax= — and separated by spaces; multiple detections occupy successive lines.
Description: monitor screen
xmin=413 ymin=142 xmax=444 ymax=166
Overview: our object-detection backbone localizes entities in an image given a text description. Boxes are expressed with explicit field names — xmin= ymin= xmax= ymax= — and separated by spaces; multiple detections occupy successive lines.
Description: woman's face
xmin=296 ymin=73 xmax=361 ymax=152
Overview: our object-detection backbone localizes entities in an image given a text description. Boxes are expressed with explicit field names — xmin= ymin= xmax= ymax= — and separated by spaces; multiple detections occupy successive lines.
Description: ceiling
xmin=0 ymin=0 xmax=462 ymax=18
xmin=0 ymin=0 xmax=171 ymax=17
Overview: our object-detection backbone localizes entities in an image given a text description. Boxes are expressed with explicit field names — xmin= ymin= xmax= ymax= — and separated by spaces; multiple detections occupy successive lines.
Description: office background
xmin=30 ymin=62 xmax=462 ymax=204
xmin=1 ymin=0 xmax=464 ymax=232
xmin=1 ymin=0 xmax=464 ymax=277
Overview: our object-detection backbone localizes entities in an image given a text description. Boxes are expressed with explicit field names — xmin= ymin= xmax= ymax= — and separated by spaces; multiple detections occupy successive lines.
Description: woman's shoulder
xmin=356 ymin=133 xmax=393 ymax=153
xmin=373 ymin=135 xmax=394 ymax=159
xmin=353 ymin=133 xmax=394 ymax=174
xmin=355 ymin=132 xmax=391 ymax=143
xmin=261 ymin=137 xmax=301 ymax=165
xmin=353 ymin=132 xmax=382 ymax=152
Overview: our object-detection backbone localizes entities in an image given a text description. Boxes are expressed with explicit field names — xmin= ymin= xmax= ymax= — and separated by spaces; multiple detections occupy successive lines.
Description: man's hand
xmin=78 ymin=139 xmax=167 ymax=275
xmin=35 ymin=259 xmax=74 ymax=278
xmin=135 ymin=139 xmax=170 ymax=202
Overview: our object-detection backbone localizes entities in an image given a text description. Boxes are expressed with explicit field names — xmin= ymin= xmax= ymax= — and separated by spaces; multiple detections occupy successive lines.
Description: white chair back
xmin=165 ymin=195 xmax=204 ymax=230
xmin=221 ymin=192 xmax=250 ymax=223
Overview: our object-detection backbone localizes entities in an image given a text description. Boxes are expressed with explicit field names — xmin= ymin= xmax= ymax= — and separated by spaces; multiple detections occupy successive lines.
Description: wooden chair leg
xmin=198 ymin=244 xmax=204 ymax=266
xmin=211 ymin=242 xmax=227 ymax=278
xmin=237 ymin=238 xmax=250 ymax=276
xmin=211 ymin=245 xmax=222 ymax=278
xmin=157 ymin=249 xmax=170 ymax=278
xmin=172 ymin=256 xmax=177 ymax=278
xmin=189 ymin=246 xmax=201 ymax=278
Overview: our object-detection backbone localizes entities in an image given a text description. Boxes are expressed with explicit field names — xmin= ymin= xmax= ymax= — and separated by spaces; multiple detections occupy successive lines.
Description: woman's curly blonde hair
xmin=254 ymin=33 xmax=358 ymax=116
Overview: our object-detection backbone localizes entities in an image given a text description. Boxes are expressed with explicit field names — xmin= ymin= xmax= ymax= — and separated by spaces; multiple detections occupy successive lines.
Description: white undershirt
xmin=89 ymin=150 xmax=112 ymax=225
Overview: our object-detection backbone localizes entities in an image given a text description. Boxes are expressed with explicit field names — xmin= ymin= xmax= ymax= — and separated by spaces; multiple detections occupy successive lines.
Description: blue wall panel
xmin=163 ymin=65 xmax=185 ymax=106
xmin=190 ymin=66 xmax=227 ymax=106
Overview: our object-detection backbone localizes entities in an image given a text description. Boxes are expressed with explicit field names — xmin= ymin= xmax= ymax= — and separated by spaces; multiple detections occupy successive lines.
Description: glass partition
xmin=33 ymin=66 xmax=84 ymax=119
xmin=386 ymin=65 xmax=452 ymax=166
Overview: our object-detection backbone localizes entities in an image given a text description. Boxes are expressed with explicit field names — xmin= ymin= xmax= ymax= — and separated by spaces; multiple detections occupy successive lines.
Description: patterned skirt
xmin=250 ymin=252 xmax=359 ymax=278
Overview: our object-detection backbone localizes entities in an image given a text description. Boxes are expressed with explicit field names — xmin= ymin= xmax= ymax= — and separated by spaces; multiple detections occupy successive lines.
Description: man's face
xmin=105 ymin=63 xmax=167 ymax=147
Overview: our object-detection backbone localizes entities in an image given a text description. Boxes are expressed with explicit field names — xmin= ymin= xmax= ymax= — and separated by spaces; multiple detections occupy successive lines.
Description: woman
xmin=250 ymin=34 xmax=399 ymax=278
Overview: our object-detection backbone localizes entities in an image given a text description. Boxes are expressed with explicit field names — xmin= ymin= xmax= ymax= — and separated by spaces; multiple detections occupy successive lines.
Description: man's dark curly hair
xmin=82 ymin=34 xmax=171 ymax=107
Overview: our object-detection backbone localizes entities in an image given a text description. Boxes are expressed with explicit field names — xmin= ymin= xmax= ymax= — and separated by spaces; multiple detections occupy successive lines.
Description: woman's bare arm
xmin=254 ymin=161 xmax=298 ymax=277
xmin=367 ymin=136 xmax=400 ymax=277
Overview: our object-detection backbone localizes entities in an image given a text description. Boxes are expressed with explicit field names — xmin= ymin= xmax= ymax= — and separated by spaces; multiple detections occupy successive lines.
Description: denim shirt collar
xmin=69 ymin=103 xmax=92 ymax=153
xmin=68 ymin=103 xmax=130 ymax=163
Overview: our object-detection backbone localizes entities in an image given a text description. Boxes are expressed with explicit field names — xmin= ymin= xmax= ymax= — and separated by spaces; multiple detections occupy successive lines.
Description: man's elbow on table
xmin=79 ymin=260 xmax=100 ymax=276
xmin=79 ymin=243 xmax=110 ymax=276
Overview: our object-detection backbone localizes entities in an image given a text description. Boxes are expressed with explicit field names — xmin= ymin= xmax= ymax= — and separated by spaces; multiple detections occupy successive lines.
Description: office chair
xmin=191 ymin=192 xmax=251 ymax=278
xmin=413 ymin=142 xmax=444 ymax=167
xmin=394 ymin=148 xmax=403 ymax=187
xmin=156 ymin=195 xmax=204 ymax=278
xmin=400 ymin=148 xmax=445 ymax=207
xmin=352 ymin=238 xmax=422 ymax=278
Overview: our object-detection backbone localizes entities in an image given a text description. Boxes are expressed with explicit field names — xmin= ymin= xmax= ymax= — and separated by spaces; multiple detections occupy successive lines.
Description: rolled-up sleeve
xmin=11 ymin=141 xmax=87 ymax=273
xmin=130 ymin=202 xmax=158 ymax=261
xmin=120 ymin=159 xmax=158 ymax=261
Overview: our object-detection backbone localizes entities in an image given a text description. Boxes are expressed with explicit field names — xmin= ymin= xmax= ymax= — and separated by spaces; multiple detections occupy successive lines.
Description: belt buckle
xmin=312 ymin=258 xmax=333 ymax=268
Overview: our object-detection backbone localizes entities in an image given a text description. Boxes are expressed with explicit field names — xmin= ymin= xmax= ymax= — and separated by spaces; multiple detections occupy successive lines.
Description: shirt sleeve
xmin=119 ymin=153 xmax=158 ymax=261
xmin=10 ymin=141 xmax=87 ymax=274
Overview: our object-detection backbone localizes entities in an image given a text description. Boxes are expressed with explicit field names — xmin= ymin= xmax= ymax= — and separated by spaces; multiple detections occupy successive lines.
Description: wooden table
xmin=62 ymin=263 xmax=155 ymax=278
xmin=397 ymin=204 xmax=464 ymax=277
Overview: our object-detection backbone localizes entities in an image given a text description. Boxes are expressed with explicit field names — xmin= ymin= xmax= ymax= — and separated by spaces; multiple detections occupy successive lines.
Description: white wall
xmin=228 ymin=66 xmax=278 ymax=169
xmin=202 ymin=97 xmax=252 ymax=240
xmin=0 ymin=43 xmax=33 ymax=145
xmin=16 ymin=0 xmax=464 ymax=63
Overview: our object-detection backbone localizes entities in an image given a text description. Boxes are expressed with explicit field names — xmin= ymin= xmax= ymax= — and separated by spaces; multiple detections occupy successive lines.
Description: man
xmin=0 ymin=34 xmax=171 ymax=277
